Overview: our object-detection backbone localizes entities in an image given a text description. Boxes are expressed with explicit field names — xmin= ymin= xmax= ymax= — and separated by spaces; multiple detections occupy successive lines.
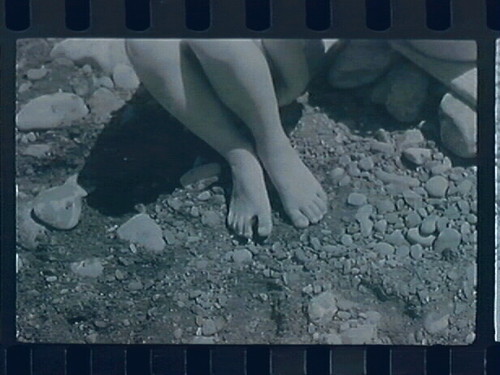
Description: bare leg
xmin=126 ymin=39 xmax=272 ymax=238
xmin=189 ymin=40 xmax=327 ymax=228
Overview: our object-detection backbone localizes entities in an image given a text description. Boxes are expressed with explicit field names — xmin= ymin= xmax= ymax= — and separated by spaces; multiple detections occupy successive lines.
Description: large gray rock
xmin=439 ymin=93 xmax=477 ymax=158
xmin=16 ymin=93 xmax=88 ymax=131
xmin=117 ymin=214 xmax=166 ymax=252
xmin=328 ymin=41 xmax=394 ymax=88
xmin=50 ymin=39 xmax=132 ymax=74
xmin=308 ymin=291 xmax=337 ymax=325
xmin=385 ymin=62 xmax=430 ymax=122
xmin=32 ymin=175 xmax=88 ymax=230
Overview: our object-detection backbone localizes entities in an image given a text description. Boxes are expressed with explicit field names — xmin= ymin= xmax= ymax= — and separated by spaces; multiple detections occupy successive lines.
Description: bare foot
xmin=258 ymin=141 xmax=327 ymax=228
xmin=226 ymin=150 xmax=273 ymax=238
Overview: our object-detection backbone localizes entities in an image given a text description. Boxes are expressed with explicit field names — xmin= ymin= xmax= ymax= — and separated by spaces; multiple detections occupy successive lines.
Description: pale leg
xmin=126 ymin=39 xmax=272 ymax=238
xmin=188 ymin=40 xmax=328 ymax=228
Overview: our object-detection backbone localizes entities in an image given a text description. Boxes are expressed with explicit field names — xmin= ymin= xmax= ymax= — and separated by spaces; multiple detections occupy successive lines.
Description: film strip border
xmin=2 ymin=0 xmax=500 ymax=375
xmin=0 ymin=345 xmax=498 ymax=375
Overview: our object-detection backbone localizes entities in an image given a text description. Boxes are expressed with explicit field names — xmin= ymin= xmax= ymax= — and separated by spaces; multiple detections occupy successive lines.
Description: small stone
xmin=385 ymin=230 xmax=408 ymax=246
xmin=17 ymin=93 xmax=89 ymax=131
xmin=341 ymin=325 xmax=377 ymax=344
xmin=425 ymin=176 xmax=449 ymax=198
xmin=232 ymin=249 xmax=253 ymax=265
xmin=400 ymin=129 xmax=425 ymax=147
xmin=330 ymin=167 xmax=345 ymax=183
xmin=201 ymin=210 xmax=221 ymax=227
xmin=396 ymin=246 xmax=410 ymax=257
xmin=308 ymin=291 xmax=338 ymax=324
xmin=373 ymin=242 xmax=395 ymax=256
xmin=163 ymin=229 xmax=177 ymax=245
xmin=202 ymin=319 xmax=218 ymax=336
xmin=117 ymin=214 xmax=166 ymax=252
xmin=403 ymin=148 xmax=432 ymax=165
xmin=70 ymin=258 xmax=104 ymax=278
xmin=358 ymin=157 xmax=374 ymax=171
xmin=21 ymin=144 xmax=51 ymax=158
xmin=340 ymin=234 xmax=353 ymax=246
xmin=46 ymin=276 xmax=57 ymax=282
xmin=128 ymin=280 xmax=143 ymax=291
xmin=32 ymin=175 xmax=87 ymax=230
xmin=173 ymin=328 xmax=183 ymax=339
xmin=374 ymin=220 xmax=387 ymax=233
xmin=406 ymin=228 xmax=435 ymax=247
xmin=424 ymin=312 xmax=449 ymax=334
xmin=167 ymin=197 xmax=182 ymax=211
xmin=115 ymin=270 xmax=125 ymax=280
xmin=420 ymin=216 xmax=437 ymax=235
xmin=347 ymin=193 xmax=367 ymax=206
xmin=197 ymin=191 xmax=211 ymax=201
xmin=88 ymin=87 xmax=125 ymax=122
xmin=112 ymin=63 xmax=140 ymax=91
xmin=410 ymin=244 xmax=424 ymax=259
xmin=18 ymin=82 xmax=32 ymax=93
xmin=440 ymin=93 xmax=476 ymax=158
xmin=405 ymin=211 xmax=422 ymax=228
xmin=434 ymin=228 xmax=461 ymax=252
xmin=376 ymin=199 xmax=395 ymax=213
xmin=27 ymin=67 xmax=49 ymax=80
xmin=375 ymin=170 xmax=420 ymax=187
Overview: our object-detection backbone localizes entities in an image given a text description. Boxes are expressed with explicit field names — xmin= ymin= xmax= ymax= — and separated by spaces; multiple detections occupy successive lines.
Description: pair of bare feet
xmin=226 ymin=139 xmax=328 ymax=239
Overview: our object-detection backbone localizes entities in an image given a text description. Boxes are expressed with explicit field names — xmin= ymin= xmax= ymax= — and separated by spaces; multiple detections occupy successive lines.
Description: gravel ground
xmin=16 ymin=39 xmax=477 ymax=345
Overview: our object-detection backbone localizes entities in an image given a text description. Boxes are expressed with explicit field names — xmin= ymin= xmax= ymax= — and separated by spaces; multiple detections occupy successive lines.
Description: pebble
xmin=410 ymin=244 xmax=424 ymax=259
xmin=425 ymin=176 xmax=448 ymax=198
xmin=406 ymin=228 xmax=435 ymax=247
xmin=341 ymin=324 xmax=377 ymax=344
xmin=440 ymin=92 xmax=476 ymax=158
xmin=375 ymin=170 xmax=420 ymax=187
xmin=167 ymin=197 xmax=182 ymax=211
xmin=434 ymin=228 xmax=461 ymax=252
xmin=308 ymin=291 xmax=338 ymax=324
xmin=374 ymin=219 xmax=387 ymax=233
xmin=201 ymin=210 xmax=221 ymax=227
xmin=424 ymin=312 xmax=449 ymax=334
xmin=403 ymin=190 xmax=423 ymax=209
xmin=405 ymin=212 xmax=422 ymax=228
xmin=436 ymin=217 xmax=449 ymax=232
xmin=70 ymin=258 xmax=104 ymax=278
xmin=21 ymin=144 xmax=51 ymax=158
xmin=340 ymin=234 xmax=353 ymax=246
xmin=197 ymin=191 xmax=211 ymax=201
xmin=330 ymin=167 xmax=345 ymax=183
xmin=396 ymin=245 xmax=410 ymax=257
xmin=430 ymin=157 xmax=452 ymax=175
xmin=457 ymin=179 xmax=473 ymax=196
xmin=88 ymin=87 xmax=125 ymax=122
xmin=385 ymin=230 xmax=408 ymax=246
xmin=117 ymin=214 xmax=166 ymax=252
xmin=202 ymin=319 xmax=218 ymax=336
xmin=232 ymin=249 xmax=253 ymax=265
xmin=358 ymin=156 xmax=374 ymax=170
xmin=347 ymin=193 xmax=367 ymax=206
xmin=373 ymin=242 xmax=395 ymax=256
xmin=32 ymin=175 xmax=87 ymax=230
xmin=402 ymin=148 xmax=432 ymax=165
xmin=27 ymin=66 xmax=48 ymax=80
xmin=376 ymin=199 xmax=395 ymax=213
xmin=18 ymin=82 xmax=32 ymax=93
xmin=128 ymin=280 xmax=143 ymax=291
xmin=420 ymin=216 xmax=437 ymax=235
xmin=370 ymin=141 xmax=394 ymax=154
xmin=163 ymin=229 xmax=177 ymax=245
xmin=112 ymin=63 xmax=140 ymax=91
xmin=180 ymin=163 xmax=221 ymax=189
xmin=17 ymin=93 xmax=89 ymax=130
xmin=400 ymin=129 xmax=425 ymax=147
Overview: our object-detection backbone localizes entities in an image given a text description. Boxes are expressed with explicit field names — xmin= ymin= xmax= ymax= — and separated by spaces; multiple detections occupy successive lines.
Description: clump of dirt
xmin=16 ymin=39 xmax=476 ymax=345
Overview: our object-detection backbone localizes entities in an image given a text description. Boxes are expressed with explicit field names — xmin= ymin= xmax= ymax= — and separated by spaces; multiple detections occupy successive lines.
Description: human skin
xmin=125 ymin=39 xmax=328 ymax=238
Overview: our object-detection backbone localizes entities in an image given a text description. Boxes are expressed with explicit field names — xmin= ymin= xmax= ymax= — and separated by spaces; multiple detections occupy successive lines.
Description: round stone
xmin=424 ymin=176 xmax=449 ymax=198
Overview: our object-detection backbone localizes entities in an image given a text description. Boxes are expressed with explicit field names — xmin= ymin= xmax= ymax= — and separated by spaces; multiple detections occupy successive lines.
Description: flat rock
xmin=347 ymin=192 xmax=367 ymax=206
xmin=439 ymin=93 xmax=477 ymax=158
xmin=112 ymin=63 xmax=140 ymax=91
xmin=328 ymin=40 xmax=394 ymax=88
xmin=424 ymin=312 xmax=449 ymax=334
xmin=232 ymin=249 xmax=253 ymax=265
xmin=27 ymin=67 xmax=48 ymax=80
xmin=201 ymin=210 xmax=221 ymax=228
xmin=180 ymin=163 xmax=221 ymax=189
xmin=434 ymin=228 xmax=461 ymax=252
xmin=21 ymin=144 xmax=51 ymax=158
xmin=17 ymin=93 xmax=88 ymax=131
xmin=403 ymin=148 xmax=432 ymax=165
xmin=117 ymin=214 xmax=166 ymax=252
xmin=50 ymin=39 xmax=131 ymax=74
xmin=308 ymin=291 xmax=338 ymax=325
xmin=425 ymin=176 xmax=449 ymax=198
xmin=385 ymin=62 xmax=430 ymax=122
xmin=32 ymin=175 xmax=87 ymax=230
xmin=341 ymin=324 xmax=377 ymax=344
xmin=373 ymin=242 xmax=395 ymax=256
xmin=70 ymin=258 xmax=104 ymax=278
xmin=88 ymin=87 xmax=125 ymax=122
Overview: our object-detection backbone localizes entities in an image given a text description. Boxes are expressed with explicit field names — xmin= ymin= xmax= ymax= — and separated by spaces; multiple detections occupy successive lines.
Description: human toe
xmin=257 ymin=213 xmax=273 ymax=237
xmin=288 ymin=209 xmax=309 ymax=228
